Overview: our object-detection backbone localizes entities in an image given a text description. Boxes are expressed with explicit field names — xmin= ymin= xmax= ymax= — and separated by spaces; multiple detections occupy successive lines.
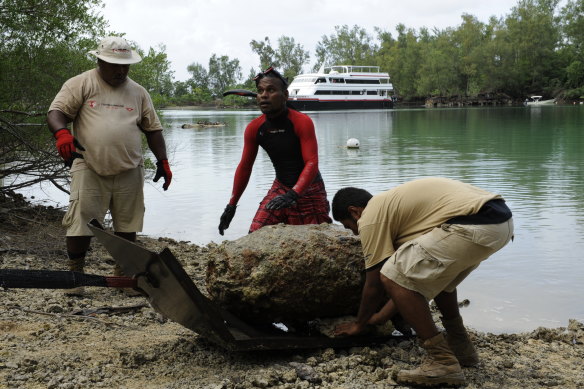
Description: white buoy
xmin=346 ymin=138 xmax=360 ymax=149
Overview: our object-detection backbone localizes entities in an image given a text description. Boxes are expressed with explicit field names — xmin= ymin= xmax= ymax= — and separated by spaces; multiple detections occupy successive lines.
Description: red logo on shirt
xmin=88 ymin=100 xmax=97 ymax=108
xmin=125 ymin=107 xmax=134 ymax=112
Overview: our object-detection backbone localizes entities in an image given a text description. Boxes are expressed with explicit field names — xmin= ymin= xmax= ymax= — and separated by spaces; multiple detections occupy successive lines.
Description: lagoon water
xmin=24 ymin=105 xmax=584 ymax=334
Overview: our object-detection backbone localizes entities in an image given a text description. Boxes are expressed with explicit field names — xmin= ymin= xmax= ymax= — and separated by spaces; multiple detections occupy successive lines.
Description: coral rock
xmin=205 ymin=223 xmax=365 ymax=325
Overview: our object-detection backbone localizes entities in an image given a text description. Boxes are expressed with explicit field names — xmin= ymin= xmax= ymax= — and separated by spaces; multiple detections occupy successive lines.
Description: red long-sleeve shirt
xmin=228 ymin=108 xmax=321 ymax=205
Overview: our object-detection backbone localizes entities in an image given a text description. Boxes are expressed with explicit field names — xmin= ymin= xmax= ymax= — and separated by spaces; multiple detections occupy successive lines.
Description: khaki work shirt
xmin=358 ymin=177 xmax=502 ymax=269
xmin=49 ymin=69 xmax=162 ymax=176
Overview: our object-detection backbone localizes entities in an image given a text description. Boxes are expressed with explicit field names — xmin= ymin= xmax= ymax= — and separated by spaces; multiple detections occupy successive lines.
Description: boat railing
xmin=326 ymin=65 xmax=382 ymax=74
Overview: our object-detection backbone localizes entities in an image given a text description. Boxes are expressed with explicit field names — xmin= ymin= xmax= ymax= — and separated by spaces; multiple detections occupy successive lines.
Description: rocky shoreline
xmin=1 ymin=195 xmax=583 ymax=388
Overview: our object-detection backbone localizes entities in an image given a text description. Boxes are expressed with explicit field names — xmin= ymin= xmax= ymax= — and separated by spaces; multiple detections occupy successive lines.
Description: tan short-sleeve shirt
xmin=49 ymin=69 xmax=162 ymax=176
xmin=358 ymin=177 xmax=502 ymax=269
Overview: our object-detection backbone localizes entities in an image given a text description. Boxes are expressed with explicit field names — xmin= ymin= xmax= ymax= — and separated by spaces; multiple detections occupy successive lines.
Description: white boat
xmin=287 ymin=65 xmax=394 ymax=111
xmin=524 ymin=95 xmax=556 ymax=106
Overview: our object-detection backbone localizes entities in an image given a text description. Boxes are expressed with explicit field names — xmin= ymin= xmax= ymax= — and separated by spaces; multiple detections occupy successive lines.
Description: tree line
xmin=1 ymin=0 xmax=583 ymax=112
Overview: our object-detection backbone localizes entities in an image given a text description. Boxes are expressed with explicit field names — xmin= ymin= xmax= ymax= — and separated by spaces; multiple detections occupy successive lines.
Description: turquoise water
xmin=24 ymin=105 xmax=584 ymax=333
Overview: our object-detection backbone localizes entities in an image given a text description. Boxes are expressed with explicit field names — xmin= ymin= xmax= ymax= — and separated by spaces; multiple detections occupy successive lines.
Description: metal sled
xmin=88 ymin=220 xmax=404 ymax=351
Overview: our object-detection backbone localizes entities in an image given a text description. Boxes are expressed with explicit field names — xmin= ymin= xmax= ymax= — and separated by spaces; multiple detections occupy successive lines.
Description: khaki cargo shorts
xmin=380 ymin=219 xmax=514 ymax=300
xmin=62 ymin=166 xmax=145 ymax=236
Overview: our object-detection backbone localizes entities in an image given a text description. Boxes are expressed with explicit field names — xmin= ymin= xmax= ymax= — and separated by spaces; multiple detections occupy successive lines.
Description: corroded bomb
xmin=206 ymin=223 xmax=365 ymax=325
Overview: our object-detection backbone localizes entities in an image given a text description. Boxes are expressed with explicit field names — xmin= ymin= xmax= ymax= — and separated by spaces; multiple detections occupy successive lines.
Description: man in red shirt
xmin=218 ymin=67 xmax=331 ymax=235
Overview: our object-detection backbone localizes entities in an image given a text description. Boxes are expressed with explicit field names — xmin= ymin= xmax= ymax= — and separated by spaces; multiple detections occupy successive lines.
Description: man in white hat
xmin=47 ymin=36 xmax=172 ymax=295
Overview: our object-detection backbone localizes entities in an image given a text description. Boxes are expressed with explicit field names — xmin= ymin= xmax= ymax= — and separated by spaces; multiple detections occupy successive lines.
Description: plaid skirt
xmin=249 ymin=178 xmax=332 ymax=233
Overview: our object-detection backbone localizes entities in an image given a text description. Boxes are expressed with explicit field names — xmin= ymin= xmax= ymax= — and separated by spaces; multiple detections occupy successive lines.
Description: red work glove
xmin=153 ymin=159 xmax=172 ymax=190
xmin=54 ymin=129 xmax=75 ymax=161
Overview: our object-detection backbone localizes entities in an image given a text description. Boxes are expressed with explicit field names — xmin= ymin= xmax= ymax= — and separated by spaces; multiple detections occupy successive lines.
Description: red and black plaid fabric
xmin=249 ymin=179 xmax=332 ymax=233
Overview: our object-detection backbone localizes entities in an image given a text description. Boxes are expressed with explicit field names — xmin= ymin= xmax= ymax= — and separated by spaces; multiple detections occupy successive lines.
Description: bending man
xmin=332 ymin=177 xmax=513 ymax=387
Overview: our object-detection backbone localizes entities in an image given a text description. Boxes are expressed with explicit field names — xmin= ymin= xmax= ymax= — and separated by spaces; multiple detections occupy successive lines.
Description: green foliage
xmin=130 ymin=44 xmax=175 ymax=97
xmin=560 ymin=0 xmax=584 ymax=49
xmin=0 ymin=0 xmax=107 ymax=110
xmin=185 ymin=63 xmax=211 ymax=94
xmin=250 ymin=37 xmax=278 ymax=70
xmin=276 ymin=36 xmax=310 ymax=81
xmin=453 ymin=14 xmax=490 ymax=95
xmin=376 ymin=24 xmax=424 ymax=98
xmin=314 ymin=25 xmax=377 ymax=70
xmin=559 ymin=85 xmax=584 ymax=99
xmin=242 ymin=67 xmax=258 ymax=91
xmin=207 ymin=54 xmax=242 ymax=98
xmin=559 ymin=0 xmax=584 ymax=95
xmin=565 ymin=60 xmax=584 ymax=87
xmin=501 ymin=0 xmax=561 ymax=96
xmin=369 ymin=1 xmax=580 ymax=100
xmin=416 ymin=29 xmax=462 ymax=96
xmin=150 ymin=93 xmax=171 ymax=108
xmin=221 ymin=93 xmax=255 ymax=108
xmin=250 ymin=36 xmax=310 ymax=81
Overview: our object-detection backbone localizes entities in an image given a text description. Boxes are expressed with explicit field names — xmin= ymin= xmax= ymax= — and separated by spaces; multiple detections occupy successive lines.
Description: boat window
xmin=293 ymin=77 xmax=319 ymax=84
xmin=313 ymin=90 xmax=355 ymax=95
xmin=367 ymin=91 xmax=378 ymax=95
xmin=345 ymin=79 xmax=381 ymax=84
xmin=315 ymin=77 xmax=327 ymax=84
xmin=330 ymin=78 xmax=345 ymax=83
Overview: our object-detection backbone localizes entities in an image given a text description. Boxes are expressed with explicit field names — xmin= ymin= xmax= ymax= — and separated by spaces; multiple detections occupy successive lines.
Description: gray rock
xmin=205 ymin=223 xmax=364 ymax=325
xmin=289 ymin=362 xmax=321 ymax=384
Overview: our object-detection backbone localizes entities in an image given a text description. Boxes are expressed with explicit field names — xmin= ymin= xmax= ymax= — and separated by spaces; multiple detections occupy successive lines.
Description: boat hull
xmin=287 ymin=99 xmax=393 ymax=111
xmin=525 ymin=100 xmax=555 ymax=106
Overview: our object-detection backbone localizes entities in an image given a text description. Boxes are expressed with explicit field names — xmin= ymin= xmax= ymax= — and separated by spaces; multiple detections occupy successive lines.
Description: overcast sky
xmin=99 ymin=0 xmax=548 ymax=82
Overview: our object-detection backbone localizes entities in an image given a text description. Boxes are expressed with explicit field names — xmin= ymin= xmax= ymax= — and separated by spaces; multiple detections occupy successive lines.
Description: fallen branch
xmin=20 ymin=308 xmax=128 ymax=328
xmin=70 ymin=303 xmax=148 ymax=316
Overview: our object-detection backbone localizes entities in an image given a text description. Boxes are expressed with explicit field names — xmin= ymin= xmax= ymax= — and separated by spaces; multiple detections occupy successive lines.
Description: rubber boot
xmin=441 ymin=315 xmax=480 ymax=367
xmin=114 ymin=264 xmax=142 ymax=297
xmin=397 ymin=332 xmax=465 ymax=387
xmin=64 ymin=256 xmax=85 ymax=296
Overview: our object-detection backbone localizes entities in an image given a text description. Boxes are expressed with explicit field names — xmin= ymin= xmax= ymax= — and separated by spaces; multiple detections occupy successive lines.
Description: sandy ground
xmin=1 ymin=195 xmax=583 ymax=388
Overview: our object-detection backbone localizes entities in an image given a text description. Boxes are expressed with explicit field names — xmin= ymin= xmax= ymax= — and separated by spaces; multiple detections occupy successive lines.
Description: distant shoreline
xmin=160 ymin=104 xmax=257 ymax=111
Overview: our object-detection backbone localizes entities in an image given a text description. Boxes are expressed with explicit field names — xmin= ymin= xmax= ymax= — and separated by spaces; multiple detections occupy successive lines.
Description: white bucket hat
xmin=88 ymin=36 xmax=142 ymax=65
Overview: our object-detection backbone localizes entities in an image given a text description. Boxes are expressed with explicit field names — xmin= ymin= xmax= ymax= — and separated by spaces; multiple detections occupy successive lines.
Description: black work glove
xmin=218 ymin=204 xmax=237 ymax=235
xmin=266 ymin=190 xmax=298 ymax=210
xmin=64 ymin=139 xmax=86 ymax=168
